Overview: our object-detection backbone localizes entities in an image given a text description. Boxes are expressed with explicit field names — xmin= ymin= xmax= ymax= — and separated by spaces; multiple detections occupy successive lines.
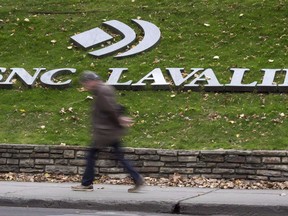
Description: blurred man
xmin=71 ymin=71 xmax=143 ymax=193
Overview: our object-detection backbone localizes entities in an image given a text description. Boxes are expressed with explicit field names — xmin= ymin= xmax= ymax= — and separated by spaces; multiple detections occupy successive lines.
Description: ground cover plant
xmin=0 ymin=0 xmax=287 ymax=150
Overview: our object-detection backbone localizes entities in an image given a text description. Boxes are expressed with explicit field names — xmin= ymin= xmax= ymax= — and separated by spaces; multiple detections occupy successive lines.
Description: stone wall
xmin=0 ymin=144 xmax=287 ymax=181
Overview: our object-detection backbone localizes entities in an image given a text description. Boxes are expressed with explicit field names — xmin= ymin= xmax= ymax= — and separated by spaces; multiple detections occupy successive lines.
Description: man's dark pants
xmin=81 ymin=141 xmax=141 ymax=186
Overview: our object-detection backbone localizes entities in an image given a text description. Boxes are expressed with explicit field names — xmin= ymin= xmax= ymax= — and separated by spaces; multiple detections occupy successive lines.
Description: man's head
xmin=79 ymin=71 xmax=101 ymax=91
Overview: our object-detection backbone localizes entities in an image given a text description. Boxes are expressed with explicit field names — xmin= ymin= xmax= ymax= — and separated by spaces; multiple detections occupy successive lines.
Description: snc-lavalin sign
xmin=0 ymin=67 xmax=288 ymax=92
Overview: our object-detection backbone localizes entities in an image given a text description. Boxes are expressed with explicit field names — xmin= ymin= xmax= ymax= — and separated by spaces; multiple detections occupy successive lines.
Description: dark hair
xmin=79 ymin=71 xmax=101 ymax=83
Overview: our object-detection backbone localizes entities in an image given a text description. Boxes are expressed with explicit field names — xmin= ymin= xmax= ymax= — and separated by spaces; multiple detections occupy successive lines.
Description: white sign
xmin=1 ymin=67 xmax=288 ymax=92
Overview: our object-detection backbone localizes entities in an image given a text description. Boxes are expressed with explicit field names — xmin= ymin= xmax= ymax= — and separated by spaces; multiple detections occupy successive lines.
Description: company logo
xmin=70 ymin=19 xmax=161 ymax=58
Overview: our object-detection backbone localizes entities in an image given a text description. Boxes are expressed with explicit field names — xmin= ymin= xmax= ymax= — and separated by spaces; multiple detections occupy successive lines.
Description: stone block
xmin=64 ymin=150 xmax=75 ymax=159
xmin=225 ymin=150 xmax=252 ymax=155
xmin=200 ymin=154 xmax=224 ymax=162
xmin=217 ymin=163 xmax=240 ymax=168
xmin=99 ymin=167 xmax=124 ymax=173
xmin=201 ymin=150 xmax=226 ymax=155
xmin=50 ymin=149 xmax=64 ymax=154
xmin=252 ymin=151 xmax=286 ymax=156
xmin=240 ymin=163 xmax=266 ymax=169
xmin=194 ymin=168 xmax=212 ymax=174
xmin=55 ymin=159 xmax=68 ymax=165
xmin=160 ymin=156 xmax=177 ymax=162
xmin=160 ymin=167 xmax=193 ymax=174
xmin=13 ymin=153 xmax=30 ymax=158
xmin=178 ymin=156 xmax=197 ymax=162
xmin=246 ymin=156 xmax=261 ymax=164
xmin=34 ymin=146 xmax=50 ymax=153
xmin=257 ymin=170 xmax=281 ymax=177
xmin=35 ymin=159 xmax=54 ymax=165
xmin=235 ymin=169 xmax=256 ymax=175
xmin=266 ymin=165 xmax=288 ymax=171
xmin=136 ymin=167 xmax=160 ymax=173
xmin=125 ymin=161 xmax=143 ymax=167
xmin=187 ymin=162 xmax=216 ymax=168
xmin=225 ymin=155 xmax=245 ymax=163
xmin=50 ymin=154 xmax=63 ymax=159
xmin=2 ymin=153 xmax=12 ymax=158
xmin=122 ymin=147 xmax=135 ymax=153
xmin=20 ymin=149 xmax=34 ymax=153
xmin=0 ymin=165 xmax=19 ymax=172
xmin=46 ymin=165 xmax=77 ymax=175
xmin=165 ymin=162 xmax=187 ymax=167
xmin=140 ymin=155 xmax=160 ymax=160
xmin=76 ymin=150 xmax=86 ymax=158
xmin=96 ymin=159 xmax=116 ymax=167
xmin=70 ymin=159 xmax=86 ymax=166
xmin=7 ymin=149 xmax=19 ymax=153
xmin=19 ymin=159 xmax=34 ymax=168
xmin=144 ymin=161 xmax=164 ymax=167
xmin=262 ymin=157 xmax=281 ymax=164
xmin=31 ymin=153 xmax=50 ymax=158
xmin=14 ymin=145 xmax=34 ymax=150
xmin=135 ymin=149 xmax=157 ymax=155
xmin=7 ymin=159 xmax=19 ymax=165
xmin=0 ymin=144 xmax=12 ymax=148
xmin=178 ymin=150 xmax=200 ymax=156
xmin=247 ymin=175 xmax=268 ymax=180
xmin=213 ymin=168 xmax=234 ymax=174
xmin=20 ymin=168 xmax=43 ymax=173
xmin=35 ymin=165 xmax=45 ymax=169
xmin=78 ymin=166 xmax=86 ymax=175
xmin=0 ymin=158 xmax=7 ymax=164
xmin=157 ymin=150 xmax=177 ymax=156
xmin=98 ymin=152 xmax=114 ymax=159
xmin=269 ymin=177 xmax=288 ymax=181
xmin=124 ymin=154 xmax=139 ymax=160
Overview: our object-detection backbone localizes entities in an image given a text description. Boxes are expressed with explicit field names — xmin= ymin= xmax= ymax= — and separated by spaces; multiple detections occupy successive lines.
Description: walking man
xmin=71 ymin=71 xmax=143 ymax=193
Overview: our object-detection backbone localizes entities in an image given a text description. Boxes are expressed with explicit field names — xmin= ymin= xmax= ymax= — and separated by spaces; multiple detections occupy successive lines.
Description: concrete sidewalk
xmin=0 ymin=181 xmax=287 ymax=215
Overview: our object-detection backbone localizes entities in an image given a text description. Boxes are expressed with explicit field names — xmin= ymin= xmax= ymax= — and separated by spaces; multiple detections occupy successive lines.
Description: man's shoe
xmin=71 ymin=184 xmax=93 ymax=192
xmin=128 ymin=177 xmax=144 ymax=193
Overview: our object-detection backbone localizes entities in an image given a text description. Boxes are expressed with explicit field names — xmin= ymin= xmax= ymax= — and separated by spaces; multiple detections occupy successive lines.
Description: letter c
xmin=40 ymin=68 xmax=76 ymax=88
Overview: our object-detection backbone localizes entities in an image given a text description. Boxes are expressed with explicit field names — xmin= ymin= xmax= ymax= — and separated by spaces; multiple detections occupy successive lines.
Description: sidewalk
xmin=0 ymin=181 xmax=287 ymax=215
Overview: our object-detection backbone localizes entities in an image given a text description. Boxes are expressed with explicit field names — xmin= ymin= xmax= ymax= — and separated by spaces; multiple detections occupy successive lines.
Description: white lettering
xmin=225 ymin=68 xmax=257 ymax=92
xmin=132 ymin=68 xmax=169 ymax=89
xmin=0 ymin=68 xmax=45 ymax=88
xmin=184 ymin=68 xmax=223 ymax=91
xmin=40 ymin=68 xmax=76 ymax=88
xmin=167 ymin=68 xmax=203 ymax=86
xmin=106 ymin=68 xmax=132 ymax=89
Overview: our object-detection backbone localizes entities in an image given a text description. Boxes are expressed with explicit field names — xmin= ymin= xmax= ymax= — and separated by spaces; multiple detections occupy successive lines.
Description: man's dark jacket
xmin=91 ymin=83 xmax=125 ymax=148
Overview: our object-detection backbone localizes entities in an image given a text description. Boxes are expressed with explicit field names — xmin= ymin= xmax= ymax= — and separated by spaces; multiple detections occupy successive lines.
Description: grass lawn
xmin=0 ymin=0 xmax=287 ymax=150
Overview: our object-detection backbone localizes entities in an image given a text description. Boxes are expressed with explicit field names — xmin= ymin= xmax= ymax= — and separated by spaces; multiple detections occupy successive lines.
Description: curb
xmin=179 ymin=203 xmax=288 ymax=216
xmin=0 ymin=198 xmax=177 ymax=214
xmin=1 ymin=197 xmax=288 ymax=215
